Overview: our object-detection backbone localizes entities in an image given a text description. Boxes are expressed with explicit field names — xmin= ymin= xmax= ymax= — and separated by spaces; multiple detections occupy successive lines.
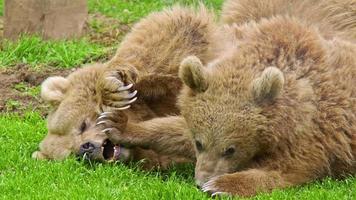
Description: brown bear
xmin=32 ymin=6 xmax=218 ymax=169
xmin=103 ymin=0 xmax=356 ymax=197
xmin=181 ymin=0 xmax=356 ymax=196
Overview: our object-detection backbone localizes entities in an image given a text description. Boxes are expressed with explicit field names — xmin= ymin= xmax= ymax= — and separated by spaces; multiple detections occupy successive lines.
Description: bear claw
xmin=102 ymin=128 xmax=114 ymax=134
xmin=96 ymin=120 xmax=107 ymax=126
xmin=125 ymin=96 xmax=138 ymax=104
xmin=116 ymin=105 xmax=132 ymax=110
xmin=211 ymin=192 xmax=228 ymax=197
xmin=105 ymin=83 xmax=137 ymax=109
xmin=118 ymin=83 xmax=133 ymax=91
xmin=102 ymin=70 xmax=138 ymax=108
xmin=124 ymin=90 xmax=137 ymax=99
xmin=115 ymin=105 xmax=131 ymax=110
xmin=201 ymin=177 xmax=223 ymax=196
xmin=97 ymin=112 xmax=112 ymax=120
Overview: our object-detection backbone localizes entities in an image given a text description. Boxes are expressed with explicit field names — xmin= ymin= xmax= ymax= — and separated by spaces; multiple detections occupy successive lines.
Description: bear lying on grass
xmin=103 ymin=0 xmax=356 ymax=197
xmin=32 ymin=6 xmax=217 ymax=169
xmin=34 ymin=0 xmax=356 ymax=197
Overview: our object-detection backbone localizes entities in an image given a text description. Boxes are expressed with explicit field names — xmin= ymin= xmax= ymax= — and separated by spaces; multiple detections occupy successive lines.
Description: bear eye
xmin=79 ymin=121 xmax=87 ymax=133
xmin=195 ymin=140 xmax=203 ymax=152
xmin=223 ymin=146 xmax=235 ymax=157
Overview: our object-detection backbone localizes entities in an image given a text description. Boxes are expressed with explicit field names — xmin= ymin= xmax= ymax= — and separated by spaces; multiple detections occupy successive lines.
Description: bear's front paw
xmin=96 ymin=111 xmax=131 ymax=145
xmin=202 ymin=173 xmax=257 ymax=197
xmin=201 ymin=176 xmax=231 ymax=197
xmin=99 ymin=70 xmax=138 ymax=109
xmin=32 ymin=151 xmax=47 ymax=160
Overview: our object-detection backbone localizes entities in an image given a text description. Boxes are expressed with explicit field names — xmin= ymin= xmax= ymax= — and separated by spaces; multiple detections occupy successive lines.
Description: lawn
xmin=0 ymin=0 xmax=355 ymax=199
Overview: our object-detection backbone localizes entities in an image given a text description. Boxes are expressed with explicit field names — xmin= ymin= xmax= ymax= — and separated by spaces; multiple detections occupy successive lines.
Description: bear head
xmin=32 ymin=64 xmax=132 ymax=162
xmin=177 ymin=16 xmax=324 ymax=186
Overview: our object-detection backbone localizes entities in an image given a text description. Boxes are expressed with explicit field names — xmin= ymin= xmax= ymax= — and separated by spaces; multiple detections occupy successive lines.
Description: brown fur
xmin=106 ymin=0 xmax=356 ymax=197
xmin=34 ymin=0 xmax=356 ymax=197
xmin=222 ymin=0 xmax=356 ymax=42
xmin=33 ymin=6 xmax=217 ymax=169
xmin=176 ymin=0 xmax=356 ymax=197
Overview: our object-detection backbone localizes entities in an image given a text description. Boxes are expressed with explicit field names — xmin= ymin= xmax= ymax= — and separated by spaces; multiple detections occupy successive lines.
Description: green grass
xmin=0 ymin=113 xmax=207 ymax=199
xmin=0 ymin=0 xmax=3 ymax=16
xmin=0 ymin=36 xmax=107 ymax=68
xmin=0 ymin=0 xmax=108 ymax=69
xmin=13 ymin=83 xmax=40 ymax=98
xmin=88 ymin=0 xmax=223 ymax=24
xmin=1 ymin=0 xmax=356 ymax=199
xmin=0 ymin=113 xmax=355 ymax=199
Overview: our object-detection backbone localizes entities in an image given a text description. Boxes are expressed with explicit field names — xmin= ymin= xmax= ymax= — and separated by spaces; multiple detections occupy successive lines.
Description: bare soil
xmin=0 ymin=65 xmax=73 ymax=114
xmin=87 ymin=13 xmax=131 ymax=46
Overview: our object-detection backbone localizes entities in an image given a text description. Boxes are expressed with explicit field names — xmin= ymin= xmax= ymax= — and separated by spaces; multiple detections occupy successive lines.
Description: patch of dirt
xmin=87 ymin=13 xmax=131 ymax=46
xmin=0 ymin=65 xmax=72 ymax=115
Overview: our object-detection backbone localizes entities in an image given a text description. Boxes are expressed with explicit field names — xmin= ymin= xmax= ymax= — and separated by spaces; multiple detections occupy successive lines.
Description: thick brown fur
xmin=176 ymin=0 xmax=356 ymax=197
xmin=222 ymin=0 xmax=356 ymax=42
xmin=35 ymin=0 xmax=356 ymax=197
xmin=105 ymin=0 xmax=356 ymax=197
xmin=33 ymin=6 xmax=217 ymax=169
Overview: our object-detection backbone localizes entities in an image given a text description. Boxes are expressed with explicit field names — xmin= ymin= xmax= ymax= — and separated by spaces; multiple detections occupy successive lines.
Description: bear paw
xmin=202 ymin=173 xmax=258 ymax=197
xmin=201 ymin=176 xmax=231 ymax=197
xmin=32 ymin=151 xmax=47 ymax=160
xmin=96 ymin=111 xmax=131 ymax=145
xmin=99 ymin=70 xmax=138 ymax=109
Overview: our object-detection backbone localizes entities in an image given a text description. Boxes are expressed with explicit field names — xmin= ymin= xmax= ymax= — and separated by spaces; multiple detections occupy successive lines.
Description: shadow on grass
xmin=78 ymin=155 xmax=195 ymax=184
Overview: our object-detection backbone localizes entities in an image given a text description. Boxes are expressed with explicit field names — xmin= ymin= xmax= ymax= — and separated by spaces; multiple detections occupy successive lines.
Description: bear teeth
xmin=113 ymin=146 xmax=121 ymax=160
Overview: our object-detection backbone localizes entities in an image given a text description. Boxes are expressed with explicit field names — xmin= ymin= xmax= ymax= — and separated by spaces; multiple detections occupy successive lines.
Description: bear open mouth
xmin=102 ymin=139 xmax=121 ymax=161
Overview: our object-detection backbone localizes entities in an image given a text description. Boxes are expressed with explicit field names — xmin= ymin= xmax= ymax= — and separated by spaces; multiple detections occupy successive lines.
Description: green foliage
xmin=14 ymin=83 xmax=40 ymax=98
xmin=0 ymin=36 xmax=107 ymax=68
xmin=4 ymin=99 xmax=21 ymax=111
xmin=0 ymin=0 xmax=3 ymax=16
xmin=88 ymin=0 xmax=224 ymax=24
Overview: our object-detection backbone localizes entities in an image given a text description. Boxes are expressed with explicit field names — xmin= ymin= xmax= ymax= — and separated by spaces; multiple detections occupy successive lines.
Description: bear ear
xmin=251 ymin=67 xmax=284 ymax=103
xmin=41 ymin=76 xmax=70 ymax=105
xmin=179 ymin=56 xmax=208 ymax=92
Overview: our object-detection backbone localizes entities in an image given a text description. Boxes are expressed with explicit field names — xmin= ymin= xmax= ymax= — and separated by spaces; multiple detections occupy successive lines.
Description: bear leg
xmin=202 ymin=169 xmax=291 ymax=197
xmin=97 ymin=114 xmax=195 ymax=161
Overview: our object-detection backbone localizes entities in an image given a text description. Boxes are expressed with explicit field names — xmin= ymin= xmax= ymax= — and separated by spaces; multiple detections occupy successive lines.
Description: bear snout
xmin=195 ymin=171 xmax=212 ymax=187
xmin=78 ymin=142 xmax=100 ymax=159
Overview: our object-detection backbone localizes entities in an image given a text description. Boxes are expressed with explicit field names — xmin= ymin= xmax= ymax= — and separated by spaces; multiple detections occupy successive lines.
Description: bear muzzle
xmin=78 ymin=140 xmax=122 ymax=162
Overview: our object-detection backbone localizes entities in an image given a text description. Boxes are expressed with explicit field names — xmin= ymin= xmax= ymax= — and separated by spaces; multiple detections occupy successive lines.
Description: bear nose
xmin=195 ymin=171 xmax=211 ymax=187
xmin=79 ymin=142 xmax=96 ymax=155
